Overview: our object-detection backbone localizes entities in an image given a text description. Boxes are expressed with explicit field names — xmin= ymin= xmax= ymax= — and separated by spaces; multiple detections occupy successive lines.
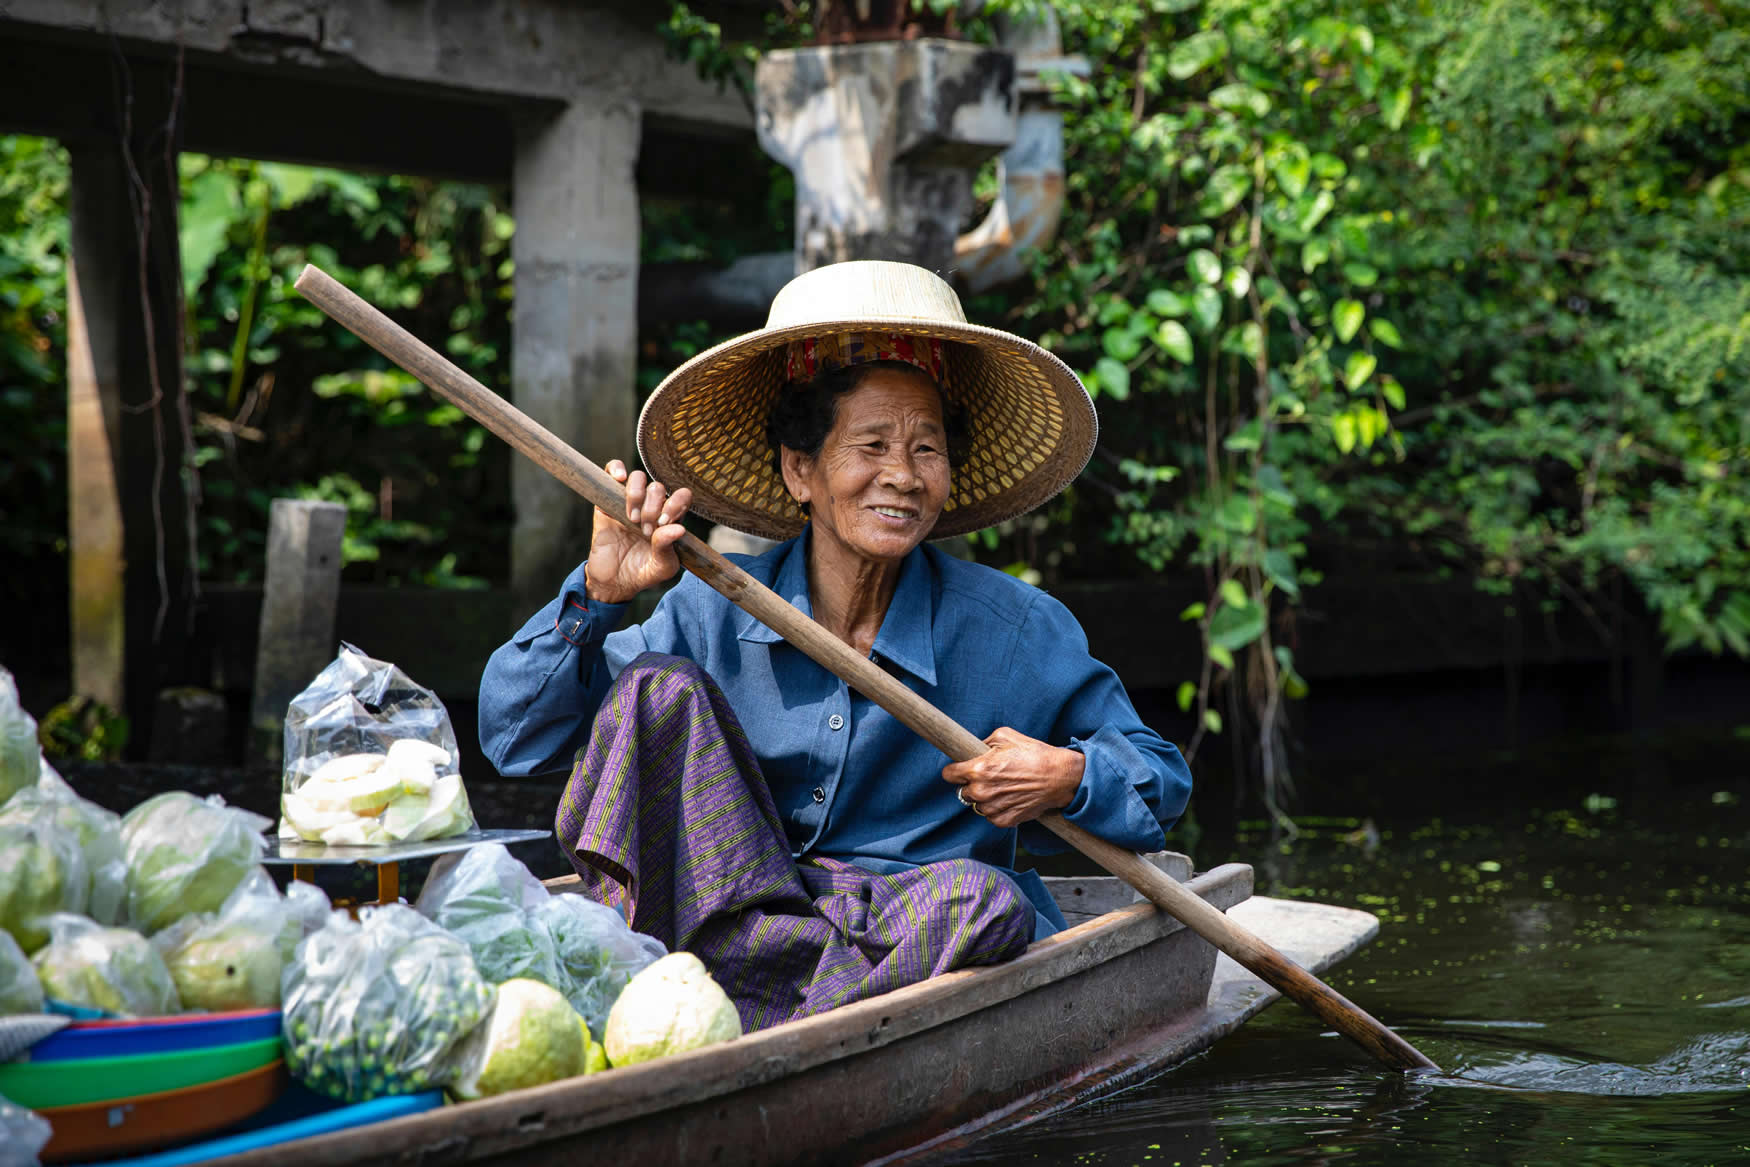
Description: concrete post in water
xmin=250 ymin=499 xmax=345 ymax=768
xmin=756 ymin=39 xmax=1018 ymax=274
xmin=510 ymin=101 xmax=643 ymax=617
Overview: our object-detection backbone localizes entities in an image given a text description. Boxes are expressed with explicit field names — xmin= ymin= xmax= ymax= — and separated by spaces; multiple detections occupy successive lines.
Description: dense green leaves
xmin=998 ymin=0 xmax=1750 ymax=818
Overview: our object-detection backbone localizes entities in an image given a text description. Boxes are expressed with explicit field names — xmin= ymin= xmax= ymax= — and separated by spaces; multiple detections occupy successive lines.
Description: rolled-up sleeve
xmin=1012 ymin=592 xmax=1192 ymax=856
xmin=478 ymin=563 xmax=696 ymax=777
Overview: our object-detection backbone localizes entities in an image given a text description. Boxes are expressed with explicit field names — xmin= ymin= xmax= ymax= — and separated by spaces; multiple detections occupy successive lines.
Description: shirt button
xmin=812 ymin=786 xmax=826 ymax=803
xmin=828 ymin=714 xmax=845 ymax=731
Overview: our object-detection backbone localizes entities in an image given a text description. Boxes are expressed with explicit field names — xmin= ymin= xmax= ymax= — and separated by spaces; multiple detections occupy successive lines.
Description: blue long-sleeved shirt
xmin=478 ymin=531 xmax=1192 ymax=937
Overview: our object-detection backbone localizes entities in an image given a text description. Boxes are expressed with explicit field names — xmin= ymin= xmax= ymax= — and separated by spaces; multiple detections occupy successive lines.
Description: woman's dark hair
xmin=765 ymin=360 xmax=971 ymax=489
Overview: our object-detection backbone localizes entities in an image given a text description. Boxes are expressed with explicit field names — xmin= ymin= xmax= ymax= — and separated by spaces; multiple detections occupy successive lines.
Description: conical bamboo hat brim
xmin=637 ymin=261 xmax=1098 ymax=542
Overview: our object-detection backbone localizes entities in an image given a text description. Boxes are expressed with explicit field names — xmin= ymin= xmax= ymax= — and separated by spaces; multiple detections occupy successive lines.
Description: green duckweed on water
xmin=935 ymin=769 xmax=1748 ymax=1166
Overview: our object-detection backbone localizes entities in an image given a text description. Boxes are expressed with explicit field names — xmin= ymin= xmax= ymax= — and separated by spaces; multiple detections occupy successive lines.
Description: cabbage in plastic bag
xmin=0 ymin=1090 xmax=52 ymax=1167
xmin=151 ymin=870 xmax=326 ymax=1012
xmin=537 ymin=894 xmax=666 ymax=1037
xmin=415 ymin=844 xmax=664 ymax=1035
xmin=32 ymin=913 xmax=179 ymax=1017
xmin=414 ymin=844 xmax=561 ymax=987
xmin=0 ymin=930 xmax=43 ymax=1015
xmin=0 ymin=768 xmax=127 ymax=926
xmin=282 ymin=903 xmax=494 ymax=1102
xmin=0 ymin=823 xmax=88 ymax=953
xmin=121 ymin=792 xmax=269 ymax=935
xmin=0 ymin=669 xmax=38 ymax=807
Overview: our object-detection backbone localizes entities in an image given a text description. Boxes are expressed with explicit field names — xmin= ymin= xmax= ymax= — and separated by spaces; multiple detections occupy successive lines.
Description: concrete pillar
xmin=64 ymin=255 xmax=125 ymax=713
xmin=66 ymin=61 xmax=196 ymax=754
xmin=510 ymin=100 xmax=642 ymax=616
xmin=756 ymin=40 xmax=1016 ymax=274
xmin=249 ymin=499 xmax=346 ymax=768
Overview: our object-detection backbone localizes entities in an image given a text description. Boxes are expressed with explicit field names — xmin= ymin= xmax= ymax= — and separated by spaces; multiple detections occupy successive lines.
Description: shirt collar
xmin=735 ymin=527 xmax=939 ymax=687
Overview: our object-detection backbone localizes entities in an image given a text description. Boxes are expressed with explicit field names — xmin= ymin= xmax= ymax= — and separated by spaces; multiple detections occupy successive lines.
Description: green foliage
xmin=0 ymin=143 xmax=515 ymax=588
xmin=978 ymin=0 xmax=1750 ymax=815
xmin=37 ymin=696 xmax=129 ymax=762
xmin=177 ymin=156 xmax=515 ymax=586
xmin=0 ymin=136 xmax=69 ymax=562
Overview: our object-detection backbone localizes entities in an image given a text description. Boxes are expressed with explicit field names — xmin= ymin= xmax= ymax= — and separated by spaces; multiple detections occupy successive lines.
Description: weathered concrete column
xmin=249 ymin=499 xmax=346 ymax=768
xmin=65 ymin=61 xmax=197 ymax=754
xmin=756 ymin=40 xmax=1017 ymax=273
xmin=510 ymin=100 xmax=642 ymax=616
xmin=64 ymin=256 xmax=125 ymax=713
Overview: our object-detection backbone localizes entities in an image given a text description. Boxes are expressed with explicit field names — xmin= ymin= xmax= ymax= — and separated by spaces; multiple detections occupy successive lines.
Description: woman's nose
xmin=878 ymin=452 xmax=920 ymax=489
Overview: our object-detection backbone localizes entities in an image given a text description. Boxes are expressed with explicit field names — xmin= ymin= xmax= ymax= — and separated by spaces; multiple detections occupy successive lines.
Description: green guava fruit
xmin=121 ymin=792 xmax=266 ymax=935
xmin=0 ymin=929 xmax=43 ymax=1014
xmin=450 ymin=978 xmax=588 ymax=1100
xmin=163 ymin=923 xmax=284 ymax=1011
xmin=0 ymin=823 xmax=84 ymax=953
xmin=602 ymin=952 xmax=742 ymax=1068
xmin=33 ymin=917 xmax=179 ymax=1017
xmin=0 ymin=668 xmax=39 ymax=806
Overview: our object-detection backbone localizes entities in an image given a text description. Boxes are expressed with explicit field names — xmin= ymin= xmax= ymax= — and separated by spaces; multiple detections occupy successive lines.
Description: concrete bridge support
xmin=511 ymin=102 xmax=643 ymax=615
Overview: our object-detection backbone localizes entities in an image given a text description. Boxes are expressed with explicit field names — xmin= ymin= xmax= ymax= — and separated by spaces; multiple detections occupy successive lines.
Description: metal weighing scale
xmin=262 ymin=829 xmax=551 ymax=906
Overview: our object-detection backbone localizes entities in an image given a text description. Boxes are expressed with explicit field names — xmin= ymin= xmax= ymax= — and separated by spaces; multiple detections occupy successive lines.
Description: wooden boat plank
xmin=215 ymin=864 xmax=1252 ymax=1166
xmin=880 ymin=894 xmax=1383 ymax=1165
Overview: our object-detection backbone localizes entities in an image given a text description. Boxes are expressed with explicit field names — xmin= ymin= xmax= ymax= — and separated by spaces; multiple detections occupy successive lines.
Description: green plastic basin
xmin=0 ymin=1035 xmax=283 ymax=1110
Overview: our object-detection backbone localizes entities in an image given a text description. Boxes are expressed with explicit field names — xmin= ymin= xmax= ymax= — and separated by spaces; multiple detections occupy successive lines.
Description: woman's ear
xmin=779 ymin=445 xmax=814 ymax=506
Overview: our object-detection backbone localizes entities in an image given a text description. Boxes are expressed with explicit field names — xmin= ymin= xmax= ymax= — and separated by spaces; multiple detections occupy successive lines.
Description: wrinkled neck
xmin=806 ymin=534 xmax=903 ymax=657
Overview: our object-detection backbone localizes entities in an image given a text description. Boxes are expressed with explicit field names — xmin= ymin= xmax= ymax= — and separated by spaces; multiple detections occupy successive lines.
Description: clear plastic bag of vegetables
xmin=282 ymin=903 xmax=494 ymax=1102
xmin=151 ymin=870 xmax=332 ymax=1012
xmin=120 ymin=792 xmax=270 ymax=936
xmin=0 ymin=667 xmax=39 ymax=807
xmin=0 ymin=822 xmax=88 ymax=954
xmin=31 ymin=913 xmax=179 ymax=1017
xmin=414 ymin=843 xmax=561 ymax=987
xmin=415 ymin=843 xmax=664 ymax=1035
xmin=278 ymin=644 xmax=475 ymax=846
xmin=0 ymin=768 xmax=127 ymax=926
xmin=0 ymin=930 xmax=43 ymax=1015
xmin=536 ymin=894 xmax=666 ymax=1037
xmin=0 ymin=1090 xmax=52 ymax=1167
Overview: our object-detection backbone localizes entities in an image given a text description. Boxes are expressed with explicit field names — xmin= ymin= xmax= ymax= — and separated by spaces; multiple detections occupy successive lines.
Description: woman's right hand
xmin=584 ymin=461 xmax=693 ymax=604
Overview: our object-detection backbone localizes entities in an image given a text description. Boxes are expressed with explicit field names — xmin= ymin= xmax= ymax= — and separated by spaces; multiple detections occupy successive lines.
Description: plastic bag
xmin=278 ymin=644 xmax=476 ymax=846
xmin=0 ymin=930 xmax=42 ymax=1015
xmin=0 ymin=769 xmax=127 ymax=926
xmin=31 ymin=913 xmax=179 ymax=1017
xmin=120 ymin=792 xmax=269 ymax=936
xmin=0 ymin=668 xmax=39 ymax=807
xmin=282 ymin=879 xmax=336 ymax=961
xmin=415 ymin=843 xmax=664 ymax=1035
xmin=0 ymin=823 xmax=88 ymax=954
xmin=0 ymin=1091 xmax=51 ymax=1167
xmin=537 ymin=894 xmax=666 ymax=1038
xmin=282 ymin=903 xmax=494 ymax=1102
xmin=414 ymin=844 xmax=560 ymax=987
xmin=151 ymin=870 xmax=328 ymax=1012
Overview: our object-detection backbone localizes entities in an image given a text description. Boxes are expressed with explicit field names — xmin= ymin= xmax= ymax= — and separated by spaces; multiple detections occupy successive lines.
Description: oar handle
xmin=292 ymin=264 xmax=1438 ymax=1073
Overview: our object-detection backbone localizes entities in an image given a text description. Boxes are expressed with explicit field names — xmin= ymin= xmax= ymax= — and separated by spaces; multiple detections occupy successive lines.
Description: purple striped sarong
xmin=555 ymin=653 xmax=1033 ymax=1031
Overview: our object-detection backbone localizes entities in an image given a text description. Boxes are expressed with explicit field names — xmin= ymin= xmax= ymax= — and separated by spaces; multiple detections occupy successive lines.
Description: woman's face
xmin=781 ymin=366 xmax=953 ymax=568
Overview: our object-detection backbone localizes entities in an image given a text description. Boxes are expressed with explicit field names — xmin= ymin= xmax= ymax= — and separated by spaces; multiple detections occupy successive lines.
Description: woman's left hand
xmin=941 ymin=727 xmax=1084 ymax=829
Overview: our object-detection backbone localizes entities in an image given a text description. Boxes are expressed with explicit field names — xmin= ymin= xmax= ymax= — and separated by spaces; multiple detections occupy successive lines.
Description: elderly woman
xmin=480 ymin=261 xmax=1191 ymax=1031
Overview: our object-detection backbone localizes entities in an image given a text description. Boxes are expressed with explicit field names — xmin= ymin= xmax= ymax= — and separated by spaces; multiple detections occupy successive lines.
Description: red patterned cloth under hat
xmin=785 ymin=331 xmax=948 ymax=387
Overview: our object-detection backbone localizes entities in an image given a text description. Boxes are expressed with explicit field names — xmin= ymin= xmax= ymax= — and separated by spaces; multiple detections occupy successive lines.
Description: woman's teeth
xmin=873 ymin=507 xmax=911 ymax=519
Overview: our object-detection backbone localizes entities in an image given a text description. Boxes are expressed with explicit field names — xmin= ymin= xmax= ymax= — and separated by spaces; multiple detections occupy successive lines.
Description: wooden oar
xmin=293 ymin=263 xmax=1439 ymax=1073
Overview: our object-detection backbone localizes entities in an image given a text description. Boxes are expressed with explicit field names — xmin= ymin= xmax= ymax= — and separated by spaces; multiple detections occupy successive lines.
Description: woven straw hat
xmin=637 ymin=260 xmax=1098 ymax=541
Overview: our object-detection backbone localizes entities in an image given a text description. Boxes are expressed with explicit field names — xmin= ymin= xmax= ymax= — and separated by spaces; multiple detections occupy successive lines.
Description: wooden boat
xmin=205 ymin=855 xmax=1378 ymax=1166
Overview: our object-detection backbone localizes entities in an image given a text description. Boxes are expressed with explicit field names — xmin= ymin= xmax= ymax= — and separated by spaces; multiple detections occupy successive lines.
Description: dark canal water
xmin=934 ymin=730 xmax=1750 ymax=1166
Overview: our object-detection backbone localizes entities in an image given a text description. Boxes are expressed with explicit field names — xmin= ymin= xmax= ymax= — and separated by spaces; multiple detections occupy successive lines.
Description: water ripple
xmin=1455 ymin=1031 xmax=1750 ymax=1096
